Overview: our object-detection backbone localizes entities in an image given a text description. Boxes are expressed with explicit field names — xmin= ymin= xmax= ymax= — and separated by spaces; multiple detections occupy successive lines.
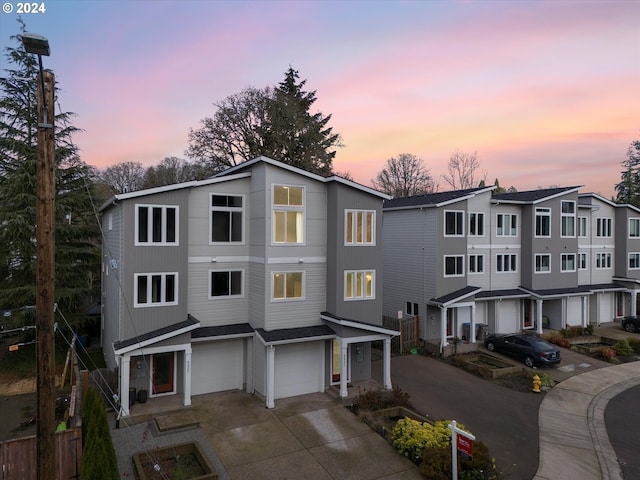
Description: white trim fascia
xmin=321 ymin=314 xmax=399 ymax=336
xmin=327 ymin=176 xmax=391 ymax=200
xmin=119 ymin=342 xmax=192 ymax=358
xmin=442 ymin=292 xmax=481 ymax=308
xmin=579 ymin=192 xmax=618 ymax=208
xmin=338 ymin=333 xmax=392 ymax=343
xmin=191 ymin=332 xmax=255 ymax=343
xmin=268 ymin=257 xmax=326 ymax=264
xmin=189 ymin=256 xmax=251 ymax=263
xmin=113 ymin=323 xmax=200 ymax=355
xmin=612 ymin=276 xmax=640 ymax=286
xmin=260 ymin=334 xmax=336 ymax=347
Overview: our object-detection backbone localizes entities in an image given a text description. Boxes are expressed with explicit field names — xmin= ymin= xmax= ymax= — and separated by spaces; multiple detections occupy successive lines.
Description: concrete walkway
xmin=534 ymin=361 xmax=640 ymax=480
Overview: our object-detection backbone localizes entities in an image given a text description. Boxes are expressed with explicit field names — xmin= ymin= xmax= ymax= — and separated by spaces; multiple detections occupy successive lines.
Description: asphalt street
xmin=605 ymin=383 xmax=640 ymax=480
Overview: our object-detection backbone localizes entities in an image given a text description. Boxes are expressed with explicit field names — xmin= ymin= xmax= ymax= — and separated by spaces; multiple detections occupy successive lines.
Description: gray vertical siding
xmin=101 ymin=204 xmax=123 ymax=369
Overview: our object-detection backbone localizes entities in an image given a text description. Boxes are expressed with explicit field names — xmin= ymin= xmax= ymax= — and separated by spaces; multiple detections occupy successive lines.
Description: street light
xmin=21 ymin=32 xmax=56 ymax=480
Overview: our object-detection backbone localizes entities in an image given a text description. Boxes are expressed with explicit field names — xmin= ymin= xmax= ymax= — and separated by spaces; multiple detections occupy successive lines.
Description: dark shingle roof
xmin=492 ymin=186 xmax=580 ymax=204
xmin=430 ymin=286 xmax=482 ymax=305
xmin=113 ymin=315 xmax=199 ymax=352
xmin=384 ymin=187 xmax=489 ymax=210
xmin=192 ymin=323 xmax=254 ymax=339
xmin=256 ymin=325 xmax=336 ymax=343
xmin=521 ymin=285 xmax=594 ymax=298
xmin=475 ymin=289 xmax=530 ymax=300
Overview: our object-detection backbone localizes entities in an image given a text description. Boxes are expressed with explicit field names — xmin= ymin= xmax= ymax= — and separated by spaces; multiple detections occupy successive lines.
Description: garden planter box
xmin=423 ymin=341 xmax=478 ymax=357
xmin=132 ymin=441 xmax=217 ymax=480
xmin=458 ymin=354 xmax=522 ymax=379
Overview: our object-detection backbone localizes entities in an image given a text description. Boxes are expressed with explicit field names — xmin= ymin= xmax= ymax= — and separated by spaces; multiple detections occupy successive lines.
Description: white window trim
xmin=444 ymin=210 xmax=465 ymax=237
xmin=578 ymin=217 xmax=588 ymax=238
xmin=271 ymin=271 xmax=305 ymax=301
xmin=629 ymin=253 xmax=640 ymax=270
xmin=208 ymin=269 xmax=245 ymax=299
xmin=578 ymin=252 xmax=588 ymax=270
xmin=209 ymin=193 xmax=245 ymax=245
xmin=596 ymin=217 xmax=612 ymax=238
xmin=444 ymin=255 xmax=465 ymax=277
xmin=496 ymin=253 xmax=518 ymax=273
xmin=534 ymin=254 xmax=551 ymax=274
xmin=561 ymin=253 xmax=577 ymax=272
xmin=561 ymin=201 xmax=576 ymax=238
xmin=595 ymin=252 xmax=612 ymax=269
xmin=535 ymin=208 xmax=551 ymax=238
xmin=344 ymin=209 xmax=376 ymax=246
xmin=468 ymin=212 xmax=485 ymax=237
xmin=630 ymin=218 xmax=640 ymax=239
xmin=134 ymin=272 xmax=179 ymax=307
xmin=135 ymin=204 xmax=179 ymax=246
xmin=468 ymin=254 xmax=484 ymax=274
xmin=344 ymin=270 xmax=376 ymax=301
xmin=496 ymin=213 xmax=518 ymax=237
xmin=272 ymin=184 xmax=305 ymax=245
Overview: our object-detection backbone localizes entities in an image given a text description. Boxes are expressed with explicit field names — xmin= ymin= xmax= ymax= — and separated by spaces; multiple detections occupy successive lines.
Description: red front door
xmin=152 ymin=352 xmax=174 ymax=394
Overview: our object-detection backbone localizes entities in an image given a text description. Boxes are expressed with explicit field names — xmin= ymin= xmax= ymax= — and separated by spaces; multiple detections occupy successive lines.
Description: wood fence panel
xmin=383 ymin=316 xmax=420 ymax=353
xmin=0 ymin=427 xmax=82 ymax=480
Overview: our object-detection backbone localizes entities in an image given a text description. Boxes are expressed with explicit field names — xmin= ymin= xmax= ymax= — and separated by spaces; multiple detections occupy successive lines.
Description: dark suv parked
xmin=621 ymin=316 xmax=640 ymax=333
xmin=484 ymin=333 xmax=561 ymax=367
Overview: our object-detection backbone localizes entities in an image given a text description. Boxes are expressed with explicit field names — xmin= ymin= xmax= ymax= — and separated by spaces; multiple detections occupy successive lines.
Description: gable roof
xmin=383 ymin=186 xmax=494 ymax=211
xmin=492 ymin=186 xmax=581 ymax=205
xmin=113 ymin=315 xmax=200 ymax=355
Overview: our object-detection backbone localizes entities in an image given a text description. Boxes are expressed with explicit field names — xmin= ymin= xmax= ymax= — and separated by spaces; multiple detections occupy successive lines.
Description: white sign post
xmin=448 ymin=420 xmax=476 ymax=480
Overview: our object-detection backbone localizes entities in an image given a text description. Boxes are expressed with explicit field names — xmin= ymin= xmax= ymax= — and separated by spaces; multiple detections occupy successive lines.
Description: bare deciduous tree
xmin=99 ymin=161 xmax=145 ymax=194
xmin=442 ymin=150 xmax=486 ymax=190
xmin=372 ymin=153 xmax=436 ymax=198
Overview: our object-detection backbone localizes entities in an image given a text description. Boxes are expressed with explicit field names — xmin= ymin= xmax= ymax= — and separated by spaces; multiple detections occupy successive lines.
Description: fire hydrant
xmin=532 ymin=374 xmax=541 ymax=393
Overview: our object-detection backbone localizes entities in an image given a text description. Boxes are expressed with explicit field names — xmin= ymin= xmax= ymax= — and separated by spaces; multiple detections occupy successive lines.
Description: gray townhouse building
xmin=99 ymin=156 xmax=396 ymax=415
xmin=382 ymin=186 xmax=640 ymax=352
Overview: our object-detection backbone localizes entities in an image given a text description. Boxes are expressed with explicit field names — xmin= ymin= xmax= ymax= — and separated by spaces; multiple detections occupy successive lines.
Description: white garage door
xmin=192 ymin=339 xmax=244 ymax=396
xmin=497 ymin=300 xmax=519 ymax=333
xmin=275 ymin=341 xmax=323 ymax=400
xmin=566 ymin=297 xmax=583 ymax=326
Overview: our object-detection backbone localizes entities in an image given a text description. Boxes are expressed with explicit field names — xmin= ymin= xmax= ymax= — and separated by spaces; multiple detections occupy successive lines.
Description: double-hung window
xmin=561 ymin=201 xmax=576 ymax=237
xmin=561 ymin=253 xmax=576 ymax=272
xmin=468 ymin=254 xmax=484 ymax=274
xmin=210 ymin=270 xmax=243 ymax=298
xmin=535 ymin=254 xmax=550 ymax=273
xmin=578 ymin=253 xmax=587 ymax=270
xmin=135 ymin=273 xmax=177 ymax=307
xmin=595 ymin=252 xmax=612 ymax=269
xmin=444 ymin=211 xmax=464 ymax=236
xmin=596 ymin=218 xmax=612 ymax=238
xmin=345 ymin=210 xmax=375 ymax=245
xmin=444 ymin=255 xmax=464 ymax=276
xmin=273 ymin=186 xmax=304 ymax=244
xmin=468 ymin=213 xmax=484 ymax=236
xmin=630 ymin=253 xmax=640 ymax=270
xmin=535 ymin=208 xmax=551 ymax=237
xmin=496 ymin=214 xmax=517 ymax=236
xmin=496 ymin=254 xmax=517 ymax=272
xmin=136 ymin=205 xmax=178 ymax=245
xmin=210 ymin=194 xmax=243 ymax=243
xmin=630 ymin=218 xmax=640 ymax=238
xmin=344 ymin=270 xmax=375 ymax=300
xmin=272 ymin=272 xmax=304 ymax=300
xmin=578 ymin=217 xmax=588 ymax=237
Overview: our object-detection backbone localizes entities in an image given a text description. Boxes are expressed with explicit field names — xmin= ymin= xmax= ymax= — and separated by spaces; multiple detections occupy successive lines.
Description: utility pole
xmin=18 ymin=34 xmax=56 ymax=480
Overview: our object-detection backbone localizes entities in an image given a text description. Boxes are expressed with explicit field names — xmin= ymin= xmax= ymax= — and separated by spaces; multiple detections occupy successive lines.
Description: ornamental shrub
xmin=547 ymin=335 xmax=570 ymax=348
xmin=613 ymin=339 xmax=634 ymax=356
xmin=628 ymin=337 xmax=640 ymax=354
xmin=351 ymin=385 xmax=411 ymax=412
xmin=391 ymin=418 xmax=469 ymax=464
xmin=419 ymin=441 xmax=497 ymax=480
xmin=597 ymin=347 xmax=616 ymax=361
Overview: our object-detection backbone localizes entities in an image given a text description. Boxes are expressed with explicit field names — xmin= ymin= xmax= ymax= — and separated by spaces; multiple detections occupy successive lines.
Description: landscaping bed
xmin=453 ymin=353 xmax=523 ymax=379
xmin=132 ymin=442 xmax=217 ymax=480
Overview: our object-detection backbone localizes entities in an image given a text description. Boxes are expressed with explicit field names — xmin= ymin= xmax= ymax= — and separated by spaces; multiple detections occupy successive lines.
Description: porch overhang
xmin=475 ymin=289 xmax=530 ymax=301
xmin=320 ymin=311 xmax=399 ymax=337
xmin=610 ymin=278 xmax=640 ymax=288
xmin=113 ymin=315 xmax=200 ymax=356
xmin=191 ymin=323 xmax=254 ymax=342
xmin=519 ymin=285 xmax=594 ymax=300
xmin=428 ymin=286 xmax=482 ymax=308
xmin=255 ymin=325 xmax=336 ymax=346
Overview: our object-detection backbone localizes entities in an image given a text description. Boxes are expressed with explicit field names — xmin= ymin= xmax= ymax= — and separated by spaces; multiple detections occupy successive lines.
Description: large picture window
xmin=535 ymin=208 xmax=551 ymax=237
xmin=496 ymin=213 xmax=518 ymax=236
xmin=468 ymin=213 xmax=484 ymax=236
xmin=345 ymin=210 xmax=375 ymax=245
xmin=344 ymin=270 xmax=375 ymax=300
xmin=135 ymin=273 xmax=178 ymax=307
xmin=561 ymin=201 xmax=576 ymax=237
xmin=595 ymin=252 xmax=612 ymax=269
xmin=596 ymin=218 xmax=612 ymax=238
xmin=136 ymin=205 xmax=178 ymax=245
xmin=210 ymin=270 xmax=243 ymax=298
xmin=445 ymin=211 xmax=464 ymax=236
xmin=210 ymin=194 xmax=243 ymax=243
xmin=444 ymin=255 xmax=464 ymax=276
xmin=496 ymin=254 xmax=517 ymax=272
xmin=273 ymin=185 xmax=304 ymax=244
xmin=272 ymin=272 xmax=304 ymax=300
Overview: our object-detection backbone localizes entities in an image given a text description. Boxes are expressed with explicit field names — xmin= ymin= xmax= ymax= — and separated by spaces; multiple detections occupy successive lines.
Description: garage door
xmin=274 ymin=341 xmax=323 ymax=400
xmin=497 ymin=300 xmax=519 ymax=333
xmin=191 ymin=339 xmax=244 ymax=396
xmin=566 ymin=297 xmax=583 ymax=326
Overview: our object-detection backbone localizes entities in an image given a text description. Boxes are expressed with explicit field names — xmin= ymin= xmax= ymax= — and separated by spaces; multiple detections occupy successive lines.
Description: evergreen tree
xmin=0 ymin=20 xmax=101 ymax=328
xmin=615 ymin=136 xmax=640 ymax=207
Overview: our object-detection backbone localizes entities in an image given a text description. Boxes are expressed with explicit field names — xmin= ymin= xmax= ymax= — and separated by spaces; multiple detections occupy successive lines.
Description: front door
xmin=152 ymin=352 xmax=174 ymax=394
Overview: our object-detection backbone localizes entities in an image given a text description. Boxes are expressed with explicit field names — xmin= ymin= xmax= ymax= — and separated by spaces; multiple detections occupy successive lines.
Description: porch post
xmin=582 ymin=296 xmax=588 ymax=328
xmin=440 ymin=306 xmax=447 ymax=353
xmin=383 ymin=337 xmax=392 ymax=390
xmin=470 ymin=304 xmax=477 ymax=343
xmin=183 ymin=347 xmax=192 ymax=407
xmin=529 ymin=301 xmax=535 ymax=329
xmin=536 ymin=299 xmax=543 ymax=335
xmin=266 ymin=345 xmax=275 ymax=409
xmin=631 ymin=290 xmax=637 ymax=317
xmin=339 ymin=340 xmax=348 ymax=398
xmin=120 ymin=355 xmax=130 ymax=417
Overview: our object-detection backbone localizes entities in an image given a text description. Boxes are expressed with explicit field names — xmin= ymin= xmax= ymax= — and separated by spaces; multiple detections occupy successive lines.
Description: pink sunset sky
xmin=1 ymin=0 xmax=638 ymax=197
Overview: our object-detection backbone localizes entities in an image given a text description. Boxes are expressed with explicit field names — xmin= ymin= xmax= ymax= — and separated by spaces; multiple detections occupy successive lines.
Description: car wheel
xmin=486 ymin=342 xmax=495 ymax=352
xmin=624 ymin=322 xmax=636 ymax=333
xmin=525 ymin=356 xmax=535 ymax=368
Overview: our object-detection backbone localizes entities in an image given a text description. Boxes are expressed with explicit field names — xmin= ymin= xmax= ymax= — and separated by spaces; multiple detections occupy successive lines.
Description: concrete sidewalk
xmin=534 ymin=361 xmax=640 ymax=480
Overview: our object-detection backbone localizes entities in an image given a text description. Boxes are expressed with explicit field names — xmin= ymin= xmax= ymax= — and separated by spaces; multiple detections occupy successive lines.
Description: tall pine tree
xmin=0 ymin=20 xmax=101 ymax=329
xmin=615 ymin=136 xmax=640 ymax=207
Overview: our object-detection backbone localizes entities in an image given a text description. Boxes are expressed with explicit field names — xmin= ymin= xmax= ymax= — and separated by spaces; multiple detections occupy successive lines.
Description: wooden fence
xmin=383 ymin=315 xmax=420 ymax=354
xmin=0 ymin=427 xmax=82 ymax=480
